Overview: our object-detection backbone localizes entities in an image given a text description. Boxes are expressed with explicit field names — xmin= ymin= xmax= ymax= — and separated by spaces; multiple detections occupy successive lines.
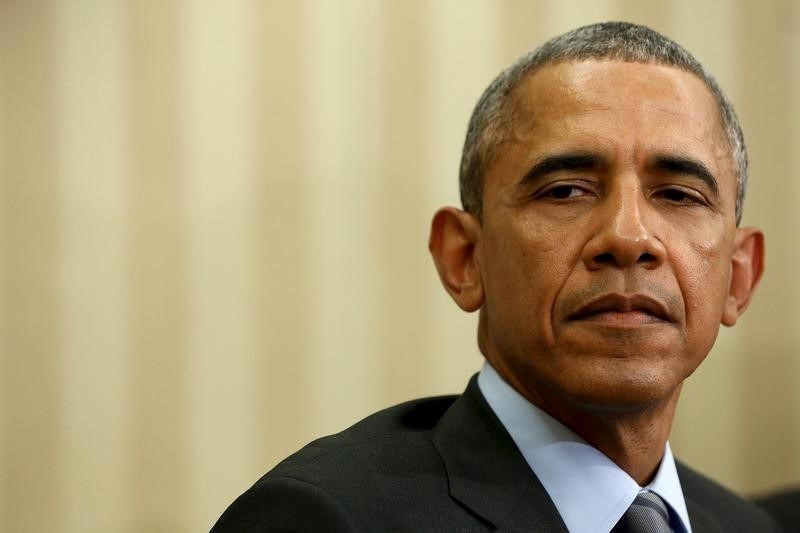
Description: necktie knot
xmin=612 ymin=490 xmax=673 ymax=533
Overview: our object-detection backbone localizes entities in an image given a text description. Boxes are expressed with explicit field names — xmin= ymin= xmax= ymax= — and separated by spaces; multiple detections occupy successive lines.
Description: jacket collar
xmin=431 ymin=375 xmax=569 ymax=532
xmin=683 ymin=499 xmax=721 ymax=533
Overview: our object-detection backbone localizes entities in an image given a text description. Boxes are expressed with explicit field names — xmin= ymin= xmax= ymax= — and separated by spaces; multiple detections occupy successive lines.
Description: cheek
xmin=678 ymin=238 xmax=732 ymax=333
xmin=481 ymin=219 xmax=579 ymax=327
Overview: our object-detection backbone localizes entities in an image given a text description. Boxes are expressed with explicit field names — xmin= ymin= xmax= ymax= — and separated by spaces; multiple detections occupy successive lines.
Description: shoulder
xmin=677 ymin=461 xmax=782 ymax=532
xmin=271 ymin=393 xmax=457 ymax=481
xmin=266 ymin=396 xmax=456 ymax=486
xmin=212 ymin=394 xmax=465 ymax=532
xmin=211 ymin=475 xmax=358 ymax=532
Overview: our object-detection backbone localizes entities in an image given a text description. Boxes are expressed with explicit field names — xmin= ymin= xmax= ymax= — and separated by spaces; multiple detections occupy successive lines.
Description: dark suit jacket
xmin=755 ymin=488 xmax=800 ymax=532
xmin=212 ymin=376 xmax=780 ymax=532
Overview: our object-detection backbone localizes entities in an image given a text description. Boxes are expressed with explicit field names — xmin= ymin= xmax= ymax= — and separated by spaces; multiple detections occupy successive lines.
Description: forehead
xmin=510 ymin=60 xmax=726 ymax=143
xmin=489 ymin=59 xmax=737 ymax=198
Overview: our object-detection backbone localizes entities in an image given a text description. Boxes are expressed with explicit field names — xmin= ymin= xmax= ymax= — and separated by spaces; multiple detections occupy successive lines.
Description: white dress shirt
xmin=478 ymin=361 xmax=692 ymax=533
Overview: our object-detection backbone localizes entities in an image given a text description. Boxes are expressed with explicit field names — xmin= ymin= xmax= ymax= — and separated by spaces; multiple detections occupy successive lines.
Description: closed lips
xmin=568 ymin=293 xmax=672 ymax=322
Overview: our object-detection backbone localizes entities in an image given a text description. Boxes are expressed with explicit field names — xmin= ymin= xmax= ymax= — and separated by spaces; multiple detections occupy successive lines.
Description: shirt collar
xmin=647 ymin=444 xmax=691 ymax=533
xmin=477 ymin=361 xmax=691 ymax=533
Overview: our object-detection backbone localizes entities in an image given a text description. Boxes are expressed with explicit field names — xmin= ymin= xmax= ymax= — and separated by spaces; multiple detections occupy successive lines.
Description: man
xmin=213 ymin=22 xmax=775 ymax=532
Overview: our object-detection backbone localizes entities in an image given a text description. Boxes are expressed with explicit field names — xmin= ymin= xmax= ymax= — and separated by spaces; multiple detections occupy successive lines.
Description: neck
xmin=549 ymin=395 xmax=680 ymax=485
xmin=497 ymin=364 xmax=681 ymax=486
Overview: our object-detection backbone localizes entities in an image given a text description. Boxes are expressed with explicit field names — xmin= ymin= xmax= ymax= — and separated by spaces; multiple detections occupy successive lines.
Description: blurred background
xmin=1 ymin=0 xmax=799 ymax=531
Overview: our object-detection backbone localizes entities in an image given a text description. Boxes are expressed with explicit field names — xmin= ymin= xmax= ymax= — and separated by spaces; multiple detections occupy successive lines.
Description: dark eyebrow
xmin=652 ymin=154 xmax=720 ymax=198
xmin=520 ymin=153 xmax=600 ymax=185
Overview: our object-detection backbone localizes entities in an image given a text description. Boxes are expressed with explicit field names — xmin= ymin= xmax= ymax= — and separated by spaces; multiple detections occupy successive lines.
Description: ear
xmin=721 ymin=227 xmax=765 ymax=326
xmin=428 ymin=207 xmax=484 ymax=312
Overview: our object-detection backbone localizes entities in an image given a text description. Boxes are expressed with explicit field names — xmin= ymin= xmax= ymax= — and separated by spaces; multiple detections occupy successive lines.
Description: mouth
xmin=567 ymin=293 xmax=673 ymax=326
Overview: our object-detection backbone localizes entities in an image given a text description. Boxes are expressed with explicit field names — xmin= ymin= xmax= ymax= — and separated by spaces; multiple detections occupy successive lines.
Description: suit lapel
xmin=432 ymin=376 xmax=568 ymax=532
xmin=684 ymin=498 xmax=723 ymax=533
xmin=677 ymin=462 xmax=724 ymax=533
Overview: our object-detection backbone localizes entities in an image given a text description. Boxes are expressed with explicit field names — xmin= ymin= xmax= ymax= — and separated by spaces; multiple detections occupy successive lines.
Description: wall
xmin=1 ymin=1 xmax=798 ymax=531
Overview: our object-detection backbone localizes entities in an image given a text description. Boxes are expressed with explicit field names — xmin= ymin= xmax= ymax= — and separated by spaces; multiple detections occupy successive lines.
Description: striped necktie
xmin=612 ymin=490 xmax=674 ymax=533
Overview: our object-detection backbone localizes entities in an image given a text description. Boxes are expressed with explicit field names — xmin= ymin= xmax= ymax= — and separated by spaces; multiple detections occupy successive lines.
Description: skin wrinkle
xmin=558 ymin=280 xmax=682 ymax=327
xmin=498 ymin=62 xmax=734 ymax=216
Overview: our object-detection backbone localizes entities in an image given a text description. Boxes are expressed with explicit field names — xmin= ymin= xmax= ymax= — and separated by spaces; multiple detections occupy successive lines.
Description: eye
xmin=539 ymin=184 xmax=592 ymax=200
xmin=655 ymin=187 xmax=706 ymax=205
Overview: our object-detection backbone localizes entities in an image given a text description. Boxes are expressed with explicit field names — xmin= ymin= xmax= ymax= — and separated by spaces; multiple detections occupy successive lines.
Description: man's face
xmin=475 ymin=60 xmax=744 ymax=413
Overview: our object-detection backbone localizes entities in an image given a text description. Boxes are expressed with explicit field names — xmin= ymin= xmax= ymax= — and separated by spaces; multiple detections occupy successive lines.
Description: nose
xmin=582 ymin=185 xmax=666 ymax=270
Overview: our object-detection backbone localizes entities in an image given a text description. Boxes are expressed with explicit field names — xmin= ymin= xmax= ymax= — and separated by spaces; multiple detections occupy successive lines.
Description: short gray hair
xmin=459 ymin=21 xmax=747 ymax=225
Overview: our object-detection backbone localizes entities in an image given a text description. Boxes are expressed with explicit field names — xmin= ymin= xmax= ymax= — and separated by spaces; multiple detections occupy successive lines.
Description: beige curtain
xmin=1 ymin=1 xmax=798 ymax=531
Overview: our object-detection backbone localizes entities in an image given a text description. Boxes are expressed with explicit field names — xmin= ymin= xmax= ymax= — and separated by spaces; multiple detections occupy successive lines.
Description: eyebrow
xmin=520 ymin=152 xmax=599 ymax=185
xmin=520 ymin=152 xmax=721 ymax=198
xmin=651 ymin=154 xmax=720 ymax=197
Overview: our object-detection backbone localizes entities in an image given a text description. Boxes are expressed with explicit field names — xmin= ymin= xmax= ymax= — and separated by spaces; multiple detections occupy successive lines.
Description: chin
xmin=570 ymin=383 xmax=677 ymax=414
xmin=563 ymin=369 xmax=682 ymax=413
xmin=538 ymin=358 xmax=686 ymax=414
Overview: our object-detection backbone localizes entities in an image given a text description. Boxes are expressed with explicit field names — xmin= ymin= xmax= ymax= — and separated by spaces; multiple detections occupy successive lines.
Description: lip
xmin=567 ymin=293 xmax=672 ymax=324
